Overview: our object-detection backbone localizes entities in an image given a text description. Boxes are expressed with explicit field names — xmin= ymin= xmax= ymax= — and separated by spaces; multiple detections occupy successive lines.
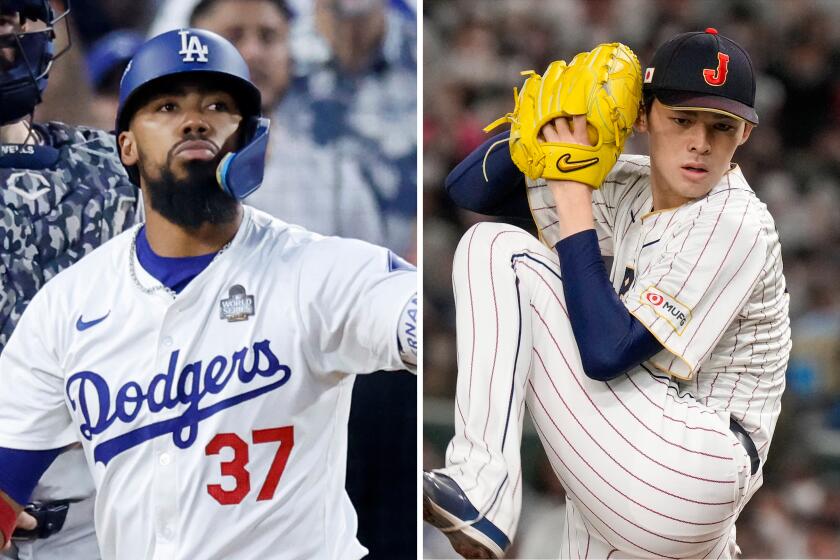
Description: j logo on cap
xmin=641 ymin=27 xmax=758 ymax=124
xmin=703 ymin=52 xmax=729 ymax=86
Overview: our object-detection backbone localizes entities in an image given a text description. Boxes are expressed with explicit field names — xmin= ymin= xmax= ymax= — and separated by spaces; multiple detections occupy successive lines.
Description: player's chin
xmin=171 ymin=158 xmax=219 ymax=186
xmin=669 ymin=182 xmax=711 ymax=203
xmin=677 ymin=173 xmax=717 ymax=196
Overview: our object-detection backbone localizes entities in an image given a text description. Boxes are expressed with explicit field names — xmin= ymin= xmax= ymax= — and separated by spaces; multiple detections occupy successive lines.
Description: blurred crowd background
xmin=424 ymin=0 xmax=840 ymax=558
xmin=32 ymin=0 xmax=416 ymax=557
xmin=40 ymin=0 xmax=417 ymax=260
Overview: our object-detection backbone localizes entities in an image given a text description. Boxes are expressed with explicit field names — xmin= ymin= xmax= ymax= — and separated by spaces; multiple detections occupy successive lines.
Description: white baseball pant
xmin=442 ymin=222 xmax=753 ymax=559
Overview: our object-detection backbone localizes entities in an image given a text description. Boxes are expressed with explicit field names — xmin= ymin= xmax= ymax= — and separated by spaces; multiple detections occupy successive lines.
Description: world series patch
xmin=640 ymin=286 xmax=691 ymax=334
xmin=220 ymin=284 xmax=255 ymax=322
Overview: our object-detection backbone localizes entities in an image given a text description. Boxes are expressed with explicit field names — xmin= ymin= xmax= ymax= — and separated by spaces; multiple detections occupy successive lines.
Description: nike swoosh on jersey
xmin=76 ymin=312 xmax=110 ymax=332
xmin=556 ymin=153 xmax=599 ymax=173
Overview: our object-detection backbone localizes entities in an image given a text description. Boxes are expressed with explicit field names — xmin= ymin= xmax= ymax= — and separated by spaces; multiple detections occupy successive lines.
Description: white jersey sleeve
xmin=0 ymin=288 xmax=76 ymax=450
xmin=296 ymin=237 xmax=416 ymax=375
xmin=625 ymin=182 xmax=769 ymax=380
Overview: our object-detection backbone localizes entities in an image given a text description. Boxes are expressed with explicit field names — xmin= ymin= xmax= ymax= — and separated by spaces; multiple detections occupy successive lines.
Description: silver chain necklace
xmin=128 ymin=225 xmax=233 ymax=299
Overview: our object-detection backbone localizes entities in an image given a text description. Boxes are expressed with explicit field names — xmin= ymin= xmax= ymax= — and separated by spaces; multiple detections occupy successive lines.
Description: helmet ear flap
xmin=217 ymin=117 xmax=271 ymax=200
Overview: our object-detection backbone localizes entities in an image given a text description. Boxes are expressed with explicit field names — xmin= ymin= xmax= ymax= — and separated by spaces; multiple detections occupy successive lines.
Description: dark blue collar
xmin=135 ymin=226 xmax=218 ymax=294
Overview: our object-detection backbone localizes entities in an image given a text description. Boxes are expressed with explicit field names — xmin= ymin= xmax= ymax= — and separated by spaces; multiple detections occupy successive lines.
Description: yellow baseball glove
xmin=485 ymin=43 xmax=642 ymax=188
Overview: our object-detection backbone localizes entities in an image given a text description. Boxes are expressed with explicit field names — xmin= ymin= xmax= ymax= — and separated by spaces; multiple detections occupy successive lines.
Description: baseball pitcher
xmin=0 ymin=28 xmax=417 ymax=560
xmin=424 ymin=31 xmax=790 ymax=559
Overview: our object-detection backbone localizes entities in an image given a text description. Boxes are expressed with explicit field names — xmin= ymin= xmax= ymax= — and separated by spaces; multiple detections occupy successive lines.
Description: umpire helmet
xmin=116 ymin=28 xmax=269 ymax=199
xmin=0 ymin=0 xmax=69 ymax=124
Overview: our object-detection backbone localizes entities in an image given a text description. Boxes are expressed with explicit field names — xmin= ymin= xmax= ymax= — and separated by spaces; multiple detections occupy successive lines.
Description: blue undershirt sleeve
xmin=555 ymin=229 xmax=663 ymax=381
xmin=444 ymin=131 xmax=531 ymax=219
xmin=0 ymin=447 xmax=62 ymax=505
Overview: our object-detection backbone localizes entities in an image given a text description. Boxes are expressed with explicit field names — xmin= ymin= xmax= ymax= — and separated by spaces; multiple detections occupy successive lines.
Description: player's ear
xmin=738 ymin=123 xmax=754 ymax=146
xmin=634 ymin=104 xmax=648 ymax=133
xmin=118 ymin=131 xmax=138 ymax=166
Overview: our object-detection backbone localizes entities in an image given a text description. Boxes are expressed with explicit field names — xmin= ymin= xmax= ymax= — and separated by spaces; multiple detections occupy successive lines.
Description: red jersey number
xmin=205 ymin=425 xmax=295 ymax=505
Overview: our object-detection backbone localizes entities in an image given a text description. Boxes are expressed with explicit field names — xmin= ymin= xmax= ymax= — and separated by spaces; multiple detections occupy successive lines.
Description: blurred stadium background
xmin=424 ymin=0 xmax=840 ymax=558
xmin=29 ymin=0 xmax=417 ymax=558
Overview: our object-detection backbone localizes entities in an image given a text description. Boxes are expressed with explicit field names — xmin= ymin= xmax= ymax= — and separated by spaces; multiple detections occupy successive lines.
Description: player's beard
xmin=139 ymin=147 xmax=239 ymax=230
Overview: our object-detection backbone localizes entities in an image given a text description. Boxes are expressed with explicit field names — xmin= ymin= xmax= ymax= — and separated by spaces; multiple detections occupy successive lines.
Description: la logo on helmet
xmin=178 ymin=30 xmax=209 ymax=63
xmin=703 ymin=52 xmax=729 ymax=86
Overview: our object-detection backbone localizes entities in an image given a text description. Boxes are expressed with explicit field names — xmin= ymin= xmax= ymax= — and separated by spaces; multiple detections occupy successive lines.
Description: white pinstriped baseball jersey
xmin=0 ymin=206 xmax=416 ymax=560
xmin=444 ymin=220 xmax=759 ymax=559
xmin=529 ymin=153 xmax=790 ymax=469
xmin=430 ymin=154 xmax=791 ymax=557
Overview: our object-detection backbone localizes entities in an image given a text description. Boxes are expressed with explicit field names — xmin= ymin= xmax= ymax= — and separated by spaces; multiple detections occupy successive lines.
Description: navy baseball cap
xmin=643 ymin=28 xmax=758 ymax=125
xmin=86 ymin=30 xmax=144 ymax=92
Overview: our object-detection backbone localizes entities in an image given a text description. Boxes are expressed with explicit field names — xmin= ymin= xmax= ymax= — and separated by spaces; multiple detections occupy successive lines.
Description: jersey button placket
xmin=153 ymin=443 xmax=178 ymax=548
xmin=152 ymin=309 xmax=181 ymax=557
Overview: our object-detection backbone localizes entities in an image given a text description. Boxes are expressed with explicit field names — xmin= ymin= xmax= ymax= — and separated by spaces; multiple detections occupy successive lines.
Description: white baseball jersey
xmin=617 ymin=156 xmax=787 ymax=445
xmin=441 ymin=154 xmax=790 ymax=558
xmin=0 ymin=206 xmax=416 ymax=560
xmin=531 ymin=154 xmax=791 ymax=464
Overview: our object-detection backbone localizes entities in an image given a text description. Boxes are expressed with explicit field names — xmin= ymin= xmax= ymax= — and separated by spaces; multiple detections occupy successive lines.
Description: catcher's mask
xmin=0 ymin=0 xmax=70 ymax=125
xmin=116 ymin=28 xmax=269 ymax=200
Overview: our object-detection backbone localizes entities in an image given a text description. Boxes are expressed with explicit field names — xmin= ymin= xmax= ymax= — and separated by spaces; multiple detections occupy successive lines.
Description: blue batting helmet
xmin=0 ymin=0 xmax=69 ymax=124
xmin=116 ymin=28 xmax=261 ymax=133
xmin=116 ymin=28 xmax=269 ymax=200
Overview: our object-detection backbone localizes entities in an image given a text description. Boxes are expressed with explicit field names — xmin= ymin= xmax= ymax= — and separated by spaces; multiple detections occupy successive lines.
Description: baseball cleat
xmin=423 ymin=471 xmax=511 ymax=559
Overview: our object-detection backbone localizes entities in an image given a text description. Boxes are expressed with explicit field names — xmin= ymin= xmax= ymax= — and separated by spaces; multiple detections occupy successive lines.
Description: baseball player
xmin=424 ymin=31 xmax=790 ymax=559
xmin=0 ymin=1 xmax=138 ymax=558
xmin=0 ymin=27 xmax=416 ymax=560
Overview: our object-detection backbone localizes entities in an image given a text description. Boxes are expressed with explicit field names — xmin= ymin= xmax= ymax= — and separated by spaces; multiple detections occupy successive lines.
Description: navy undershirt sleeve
xmin=0 ymin=447 xmax=62 ymax=505
xmin=444 ymin=131 xmax=531 ymax=219
xmin=555 ymin=229 xmax=663 ymax=381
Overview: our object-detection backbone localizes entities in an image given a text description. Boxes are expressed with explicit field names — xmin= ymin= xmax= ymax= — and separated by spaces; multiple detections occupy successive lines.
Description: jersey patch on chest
xmin=220 ymin=284 xmax=255 ymax=322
